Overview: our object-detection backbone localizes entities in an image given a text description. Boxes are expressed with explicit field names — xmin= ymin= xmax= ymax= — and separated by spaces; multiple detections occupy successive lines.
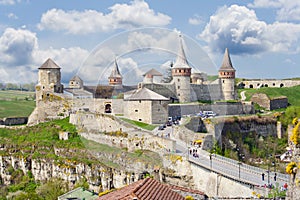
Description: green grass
xmin=119 ymin=117 xmax=157 ymax=130
xmin=0 ymin=100 xmax=35 ymax=118
xmin=0 ymin=90 xmax=36 ymax=118
xmin=0 ymin=90 xmax=35 ymax=100
xmin=0 ymin=117 xmax=162 ymax=168
xmin=238 ymin=85 xmax=300 ymax=106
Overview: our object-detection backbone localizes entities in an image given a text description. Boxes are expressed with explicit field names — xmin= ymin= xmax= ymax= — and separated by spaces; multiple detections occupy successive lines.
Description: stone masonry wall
xmin=168 ymin=101 xmax=254 ymax=118
xmin=0 ymin=117 xmax=28 ymax=126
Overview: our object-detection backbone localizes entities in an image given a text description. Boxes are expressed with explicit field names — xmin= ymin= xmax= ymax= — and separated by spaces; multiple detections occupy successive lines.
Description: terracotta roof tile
xmin=98 ymin=178 xmax=185 ymax=200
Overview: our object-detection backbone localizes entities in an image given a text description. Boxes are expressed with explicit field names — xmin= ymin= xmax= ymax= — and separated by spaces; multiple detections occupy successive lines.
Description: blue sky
xmin=0 ymin=0 xmax=300 ymax=85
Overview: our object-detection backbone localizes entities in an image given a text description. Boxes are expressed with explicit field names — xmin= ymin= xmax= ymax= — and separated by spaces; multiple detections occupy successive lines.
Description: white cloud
xmin=0 ymin=27 xmax=90 ymax=83
xmin=188 ymin=14 xmax=203 ymax=25
xmin=0 ymin=0 xmax=15 ymax=5
xmin=199 ymin=5 xmax=300 ymax=55
xmin=38 ymin=0 xmax=171 ymax=34
xmin=248 ymin=0 xmax=300 ymax=21
xmin=248 ymin=0 xmax=281 ymax=8
xmin=0 ymin=0 xmax=21 ymax=5
xmin=7 ymin=13 xmax=18 ymax=19
xmin=0 ymin=28 xmax=38 ymax=65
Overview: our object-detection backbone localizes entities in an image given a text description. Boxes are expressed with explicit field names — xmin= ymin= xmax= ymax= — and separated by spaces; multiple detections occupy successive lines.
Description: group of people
xmin=261 ymin=172 xmax=288 ymax=190
xmin=189 ymin=148 xmax=199 ymax=158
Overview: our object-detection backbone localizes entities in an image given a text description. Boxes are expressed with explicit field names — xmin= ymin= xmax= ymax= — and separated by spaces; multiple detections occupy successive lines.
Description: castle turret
xmin=172 ymin=35 xmax=191 ymax=102
xmin=108 ymin=58 xmax=123 ymax=87
xmin=35 ymin=58 xmax=63 ymax=101
xmin=69 ymin=75 xmax=83 ymax=89
xmin=218 ymin=48 xmax=236 ymax=100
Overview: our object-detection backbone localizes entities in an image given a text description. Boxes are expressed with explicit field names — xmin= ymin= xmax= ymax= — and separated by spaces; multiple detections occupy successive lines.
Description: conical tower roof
xmin=38 ymin=58 xmax=60 ymax=69
xmin=70 ymin=75 xmax=82 ymax=82
xmin=219 ymin=48 xmax=235 ymax=71
xmin=173 ymin=35 xmax=190 ymax=69
xmin=109 ymin=58 xmax=122 ymax=78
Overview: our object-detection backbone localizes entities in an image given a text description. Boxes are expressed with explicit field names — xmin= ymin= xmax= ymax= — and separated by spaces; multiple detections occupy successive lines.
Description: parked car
xmin=203 ymin=111 xmax=216 ymax=117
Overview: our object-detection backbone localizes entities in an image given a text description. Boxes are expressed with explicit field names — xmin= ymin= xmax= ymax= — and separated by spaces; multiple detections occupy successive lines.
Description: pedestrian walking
xmin=274 ymin=173 xmax=277 ymax=181
xmin=262 ymin=173 xmax=265 ymax=181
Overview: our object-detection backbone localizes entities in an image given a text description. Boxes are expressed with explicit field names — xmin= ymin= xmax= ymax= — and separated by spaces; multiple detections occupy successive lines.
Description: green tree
xmin=161 ymin=62 xmax=173 ymax=83
xmin=280 ymin=106 xmax=300 ymax=127
xmin=36 ymin=178 xmax=68 ymax=200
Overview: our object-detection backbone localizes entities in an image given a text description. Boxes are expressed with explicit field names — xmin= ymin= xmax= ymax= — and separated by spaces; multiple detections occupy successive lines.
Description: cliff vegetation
xmin=0 ymin=117 xmax=162 ymax=199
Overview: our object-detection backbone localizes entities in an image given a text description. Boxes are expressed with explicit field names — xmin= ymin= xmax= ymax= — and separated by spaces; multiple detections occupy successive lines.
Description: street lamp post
xmin=267 ymin=162 xmax=270 ymax=185
xmin=235 ymin=147 xmax=245 ymax=181
xmin=238 ymin=162 xmax=242 ymax=180
xmin=210 ymin=153 xmax=212 ymax=171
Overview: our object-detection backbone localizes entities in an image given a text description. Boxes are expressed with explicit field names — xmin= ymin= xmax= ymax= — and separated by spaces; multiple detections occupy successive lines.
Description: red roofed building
xmin=98 ymin=177 xmax=185 ymax=200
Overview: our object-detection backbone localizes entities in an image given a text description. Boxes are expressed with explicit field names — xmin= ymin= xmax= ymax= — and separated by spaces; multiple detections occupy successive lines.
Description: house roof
xmin=219 ymin=48 xmax=235 ymax=72
xmin=70 ymin=75 xmax=83 ymax=82
xmin=64 ymin=88 xmax=93 ymax=97
xmin=98 ymin=178 xmax=185 ymax=200
xmin=38 ymin=58 xmax=60 ymax=69
xmin=173 ymin=35 xmax=190 ymax=69
xmin=124 ymin=87 xmax=169 ymax=101
xmin=58 ymin=187 xmax=98 ymax=200
xmin=143 ymin=68 xmax=163 ymax=76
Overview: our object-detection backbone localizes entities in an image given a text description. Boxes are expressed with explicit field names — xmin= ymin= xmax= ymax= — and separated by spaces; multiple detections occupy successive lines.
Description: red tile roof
xmin=98 ymin=178 xmax=185 ymax=200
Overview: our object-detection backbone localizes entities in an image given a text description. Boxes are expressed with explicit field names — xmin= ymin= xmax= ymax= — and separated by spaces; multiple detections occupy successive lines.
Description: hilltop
xmin=239 ymin=85 xmax=300 ymax=106
xmin=0 ymin=90 xmax=35 ymax=118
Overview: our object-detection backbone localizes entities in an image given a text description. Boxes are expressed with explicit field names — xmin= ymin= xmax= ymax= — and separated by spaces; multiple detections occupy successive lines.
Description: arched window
xmin=105 ymin=104 xmax=112 ymax=113
xmin=249 ymin=84 xmax=253 ymax=88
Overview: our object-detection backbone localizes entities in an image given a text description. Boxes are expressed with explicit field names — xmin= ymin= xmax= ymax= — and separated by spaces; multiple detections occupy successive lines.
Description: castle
xmin=33 ymin=35 xmax=237 ymax=124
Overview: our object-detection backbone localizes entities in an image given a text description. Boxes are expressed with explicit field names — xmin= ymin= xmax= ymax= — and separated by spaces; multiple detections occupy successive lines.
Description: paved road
xmin=240 ymin=91 xmax=246 ymax=101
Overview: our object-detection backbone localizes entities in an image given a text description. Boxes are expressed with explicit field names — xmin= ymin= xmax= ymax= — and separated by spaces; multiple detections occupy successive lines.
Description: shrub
xmin=291 ymin=122 xmax=300 ymax=145
xmin=185 ymin=196 xmax=194 ymax=200
xmin=286 ymin=162 xmax=297 ymax=174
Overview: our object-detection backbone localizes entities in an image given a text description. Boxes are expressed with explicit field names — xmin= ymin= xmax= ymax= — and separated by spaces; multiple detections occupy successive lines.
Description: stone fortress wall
xmin=168 ymin=101 xmax=254 ymax=118
xmin=191 ymin=82 xmax=223 ymax=101
xmin=239 ymin=79 xmax=300 ymax=89
xmin=70 ymin=112 xmax=176 ymax=153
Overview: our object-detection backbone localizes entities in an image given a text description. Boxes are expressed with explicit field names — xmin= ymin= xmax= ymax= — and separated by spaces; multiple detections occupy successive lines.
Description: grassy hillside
xmin=0 ymin=90 xmax=35 ymax=100
xmin=0 ymin=118 xmax=162 ymax=199
xmin=238 ymin=85 xmax=300 ymax=106
xmin=0 ymin=90 xmax=35 ymax=118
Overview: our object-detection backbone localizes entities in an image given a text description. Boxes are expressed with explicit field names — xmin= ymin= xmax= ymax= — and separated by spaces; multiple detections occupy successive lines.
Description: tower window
xmin=139 ymin=100 xmax=141 ymax=103
xmin=178 ymin=79 xmax=180 ymax=82
xmin=178 ymin=86 xmax=180 ymax=89
xmin=135 ymin=110 xmax=138 ymax=112
xmin=223 ymin=80 xmax=225 ymax=83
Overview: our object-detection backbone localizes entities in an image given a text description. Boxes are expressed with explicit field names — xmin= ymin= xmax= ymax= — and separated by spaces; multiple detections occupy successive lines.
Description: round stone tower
xmin=108 ymin=58 xmax=123 ymax=87
xmin=218 ymin=48 xmax=236 ymax=100
xmin=172 ymin=35 xmax=191 ymax=103
xmin=36 ymin=58 xmax=63 ymax=101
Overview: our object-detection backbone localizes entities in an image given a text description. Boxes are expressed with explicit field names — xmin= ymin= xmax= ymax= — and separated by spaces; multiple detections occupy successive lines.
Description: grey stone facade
xmin=251 ymin=93 xmax=288 ymax=110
